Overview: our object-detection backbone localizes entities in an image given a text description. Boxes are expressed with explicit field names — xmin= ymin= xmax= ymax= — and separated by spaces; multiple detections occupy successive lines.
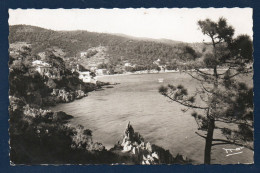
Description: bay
xmin=50 ymin=72 xmax=253 ymax=164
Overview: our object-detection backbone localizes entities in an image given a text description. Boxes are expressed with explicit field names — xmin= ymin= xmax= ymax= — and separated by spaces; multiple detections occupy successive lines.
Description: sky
xmin=9 ymin=8 xmax=253 ymax=43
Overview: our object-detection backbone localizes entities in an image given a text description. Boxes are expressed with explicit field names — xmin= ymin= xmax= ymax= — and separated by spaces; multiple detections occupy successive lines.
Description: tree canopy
xmin=159 ymin=17 xmax=253 ymax=164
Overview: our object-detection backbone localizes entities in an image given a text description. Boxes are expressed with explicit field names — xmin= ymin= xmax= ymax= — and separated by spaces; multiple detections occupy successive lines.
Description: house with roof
xmin=31 ymin=60 xmax=61 ymax=79
xmin=32 ymin=60 xmax=52 ymax=76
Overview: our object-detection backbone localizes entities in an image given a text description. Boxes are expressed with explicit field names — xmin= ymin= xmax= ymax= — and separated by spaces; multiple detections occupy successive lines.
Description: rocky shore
xmin=9 ymin=95 xmax=191 ymax=164
xmin=49 ymin=89 xmax=87 ymax=103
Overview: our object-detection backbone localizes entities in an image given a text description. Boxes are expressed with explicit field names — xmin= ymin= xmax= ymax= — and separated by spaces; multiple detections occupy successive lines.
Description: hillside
xmin=9 ymin=25 xmax=210 ymax=71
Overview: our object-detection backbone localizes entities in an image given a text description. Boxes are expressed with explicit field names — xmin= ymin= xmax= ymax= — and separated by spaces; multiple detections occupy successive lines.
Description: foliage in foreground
xmin=159 ymin=17 xmax=253 ymax=164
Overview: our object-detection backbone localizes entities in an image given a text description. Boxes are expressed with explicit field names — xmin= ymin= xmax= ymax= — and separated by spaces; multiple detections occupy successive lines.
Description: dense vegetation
xmin=9 ymin=46 xmax=116 ymax=164
xmin=9 ymin=25 xmax=209 ymax=72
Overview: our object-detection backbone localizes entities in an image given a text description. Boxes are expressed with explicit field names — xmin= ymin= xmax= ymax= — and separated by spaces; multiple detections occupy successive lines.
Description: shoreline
xmin=96 ymin=68 xmax=229 ymax=79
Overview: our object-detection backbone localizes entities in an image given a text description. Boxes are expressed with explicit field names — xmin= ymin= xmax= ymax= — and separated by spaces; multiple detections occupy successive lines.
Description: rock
xmin=145 ymin=160 xmax=150 ymax=165
xmin=113 ymin=122 xmax=192 ymax=164
xmin=139 ymin=142 xmax=145 ymax=149
xmin=146 ymin=142 xmax=152 ymax=153
xmin=174 ymin=154 xmax=191 ymax=164
xmin=124 ymin=121 xmax=135 ymax=142
xmin=147 ymin=154 xmax=154 ymax=161
xmin=152 ymin=152 xmax=159 ymax=160
xmin=123 ymin=141 xmax=132 ymax=152
xmin=51 ymin=89 xmax=76 ymax=103
xmin=75 ymin=90 xmax=85 ymax=99
xmin=23 ymin=105 xmax=52 ymax=119
xmin=132 ymin=147 xmax=136 ymax=155
xmin=121 ymin=136 xmax=127 ymax=147
xmin=46 ymin=78 xmax=57 ymax=88
xmin=52 ymin=111 xmax=73 ymax=122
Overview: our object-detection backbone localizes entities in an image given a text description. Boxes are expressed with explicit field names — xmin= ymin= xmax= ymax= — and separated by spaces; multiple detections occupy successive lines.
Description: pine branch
xmin=162 ymin=93 xmax=208 ymax=110
xmin=211 ymin=142 xmax=229 ymax=146
xmin=215 ymin=118 xmax=253 ymax=128
xmin=212 ymin=139 xmax=253 ymax=150
xmin=226 ymin=70 xmax=253 ymax=79
xmin=187 ymin=72 xmax=207 ymax=83
xmin=195 ymin=132 xmax=207 ymax=139
xmin=201 ymin=83 xmax=214 ymax=94
xmin=218 ymin=67 xmax=231 ymax=75
xmin=203 ymin=42 xmax=213 ymax=46
xmin=195 ymin=68 xmax=213 ymax=76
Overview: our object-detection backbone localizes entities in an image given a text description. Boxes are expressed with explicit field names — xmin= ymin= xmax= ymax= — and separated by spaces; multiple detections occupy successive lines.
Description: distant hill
xmin=9 ymin=25 xmax=210 ymax=69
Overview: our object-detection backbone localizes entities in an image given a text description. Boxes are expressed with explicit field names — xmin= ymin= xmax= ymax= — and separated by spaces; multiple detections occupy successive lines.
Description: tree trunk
xmin=204 ymin=118 xmax=215 ymax=164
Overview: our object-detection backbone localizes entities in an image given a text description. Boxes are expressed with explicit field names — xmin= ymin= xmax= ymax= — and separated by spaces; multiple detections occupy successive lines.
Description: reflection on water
xmin=51 ymin=73 xmax=253 ymax=164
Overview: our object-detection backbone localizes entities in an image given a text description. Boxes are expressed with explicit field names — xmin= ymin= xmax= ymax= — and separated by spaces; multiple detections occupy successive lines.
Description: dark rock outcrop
xmin=110 ymin=122 xmax=192 ymax=165
xmin=52 ymin=111 xmax=73 ymax=122
xmin=23 ymin=104 xmax=73 ymax=123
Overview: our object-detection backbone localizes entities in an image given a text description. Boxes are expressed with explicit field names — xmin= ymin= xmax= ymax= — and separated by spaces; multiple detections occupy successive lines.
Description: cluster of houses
xmin=30 ymin=59 xmax=100 ymax=84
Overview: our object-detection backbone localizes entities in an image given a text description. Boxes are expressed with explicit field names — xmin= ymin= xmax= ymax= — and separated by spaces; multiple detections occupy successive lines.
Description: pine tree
xmin=159 ymin=18 xmax=253 ymax=164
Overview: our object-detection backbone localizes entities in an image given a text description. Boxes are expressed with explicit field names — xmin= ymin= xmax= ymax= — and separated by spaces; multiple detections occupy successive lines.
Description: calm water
xmin=51 ymin=72 xmax=253 ymax=164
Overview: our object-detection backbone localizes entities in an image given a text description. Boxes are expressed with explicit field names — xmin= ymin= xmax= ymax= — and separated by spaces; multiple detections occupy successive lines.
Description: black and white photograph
xmin=8 ymin=8 xmax=253 ymax=165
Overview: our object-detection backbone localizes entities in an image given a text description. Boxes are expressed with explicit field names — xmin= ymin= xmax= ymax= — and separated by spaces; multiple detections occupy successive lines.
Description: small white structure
xmin=80 ymin=52 xmax=88 ymax=57
xmin=96 ymin=69 xmax=107 ymax=76
xmin=38 ymin=52 xmax=46 ymax=59
xmin=78 ymin=71 xmax=96 ymax=84
xmin=124 ymin=63 xmax=132 ymax=67
xmin=153 ymin=59 xmax=161 ymax=66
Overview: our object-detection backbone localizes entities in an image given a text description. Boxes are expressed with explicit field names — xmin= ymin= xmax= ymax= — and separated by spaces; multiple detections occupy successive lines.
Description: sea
xmin=50 ymin=72 xmax=253 ymax=164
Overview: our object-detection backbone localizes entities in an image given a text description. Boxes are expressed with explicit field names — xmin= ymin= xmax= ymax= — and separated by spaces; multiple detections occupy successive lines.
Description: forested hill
xmin=9 ymin=25 xmax=210 ymax=68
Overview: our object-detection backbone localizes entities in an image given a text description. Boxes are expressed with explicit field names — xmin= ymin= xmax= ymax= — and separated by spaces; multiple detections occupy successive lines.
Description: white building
xmin=78 ymin=71 xmax=97 ymax=84
xmin=96 ymin=69 xmax=108 ymax=76
xmin=32 ymin=60 xmax=52 ymax=76
xmin=31 ymin=60 xmax=61 ymax=79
